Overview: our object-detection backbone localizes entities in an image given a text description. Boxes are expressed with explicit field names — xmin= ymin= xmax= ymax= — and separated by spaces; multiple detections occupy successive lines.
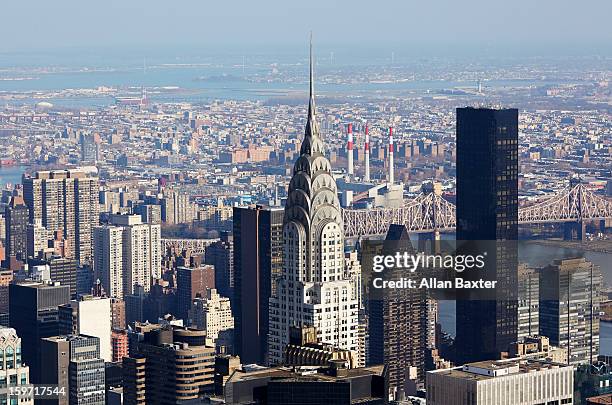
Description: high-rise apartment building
xmin=268 ymin=44 xmax=359 ymax=366
xmin=427 ymin=359 xmax=574 ymax=405
xmin=93 ymin=214 xmax=161 ymax=299
xmin=0 ymin=327 xmax=33 ymax=405
xmin=40 ymin=335 xmax=106 ymax=405
xmin=5 ymin=195 xmax=29 ymax=261
xmin=9 ymin=281 xmax=70 ymax=383
xmin=122 ymin=325 xmax=215 ymax=404
xmin=189 ymin=288 xmax=234 ymax=350
xmin=455 ymin=107 xmax=519 ymax=364
xmin=233 ymin=204 xmax=283 ymax=365
xmin=160 ymin=191 xmax=194 ymax=224
xmin=133 ymin=203 xmax=161 ymax=225
xmin=540 ymin=257 xmax=601 ymax=364
xmin=204 ymin=231 xmax=234 ymax=300
xmin=369 ymin=224 xmax=427 ymax=396
xmin=59 ymin=296 xmax=113 ymax=362
xmin=22 ymin=168 xmax=100 ymax=264
xmin=27 ymin=219 xmax=51 ymax=259
xmin=176 ymin=265 xmax=215 ymax=320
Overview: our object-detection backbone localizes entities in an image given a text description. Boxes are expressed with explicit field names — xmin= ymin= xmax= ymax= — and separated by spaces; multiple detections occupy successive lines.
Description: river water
xmin=438 ymin=240 xmax=612 ymax=356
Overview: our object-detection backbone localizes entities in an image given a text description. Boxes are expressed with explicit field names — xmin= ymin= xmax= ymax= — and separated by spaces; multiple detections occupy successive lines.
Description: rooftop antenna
xmin=143 ymin=57 xmax=147 ymax=75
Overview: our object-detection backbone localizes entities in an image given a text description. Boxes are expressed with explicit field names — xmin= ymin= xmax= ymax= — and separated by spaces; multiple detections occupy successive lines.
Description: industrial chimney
xmin=364 ymin=123 xmax=370 ymax=182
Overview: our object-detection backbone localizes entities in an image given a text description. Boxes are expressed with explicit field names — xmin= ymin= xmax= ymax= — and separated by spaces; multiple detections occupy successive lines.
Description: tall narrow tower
xmin=364 ymin=123 xmax=370 ymax=182
xmin=388 ymin=126 xmax=395 ymax=184
xmin=268 ymin=37 xmax=359 ymax=366
xmin=455 ymin=107 xmax=519 ymax=364
xmin=347 ymin=123 xmax=354 ymax=176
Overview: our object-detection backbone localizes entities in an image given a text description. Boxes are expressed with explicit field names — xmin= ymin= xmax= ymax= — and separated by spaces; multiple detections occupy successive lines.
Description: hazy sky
xmin=2 ymin=0 xmax=611 ymax=55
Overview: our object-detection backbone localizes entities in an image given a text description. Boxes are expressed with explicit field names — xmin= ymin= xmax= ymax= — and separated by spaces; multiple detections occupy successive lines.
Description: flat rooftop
xmin=430 ymin=359 xmax=569 ymax=381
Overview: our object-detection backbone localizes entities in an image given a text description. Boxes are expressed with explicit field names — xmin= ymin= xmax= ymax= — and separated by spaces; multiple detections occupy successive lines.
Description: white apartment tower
xmin=268 ymin=39 xmax=359 ymax=365
xmin=189 ymin=288 xmax=234 ymax=348
xmin=93 ymin=214 xmax=161 ymax=299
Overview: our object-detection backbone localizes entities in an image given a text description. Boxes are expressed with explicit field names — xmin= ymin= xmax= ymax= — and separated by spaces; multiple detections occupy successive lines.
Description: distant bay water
xmin=0 ymin=64 xmax=583 ymax=107
xmin=0 ymin=165 xmax=26 ymax=188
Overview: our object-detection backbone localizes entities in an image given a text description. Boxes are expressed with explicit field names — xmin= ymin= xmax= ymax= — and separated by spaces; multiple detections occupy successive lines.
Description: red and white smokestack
xmin=388 ymin=126 xmax=394 ymax=184
xmin=347 ymin=123 xmax=354 ymax=176
xmin=364 ymin=124 xmax=370 ymax=182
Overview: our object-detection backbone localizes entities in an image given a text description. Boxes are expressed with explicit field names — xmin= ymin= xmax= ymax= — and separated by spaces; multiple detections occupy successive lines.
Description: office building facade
xmin=9 ymin=282 xmax=70 ymax=383
xmin=540 ymin=257 xmax=601 ymax=364
xmin=122 ymin=325 xmax=215 ymax=404
xmin=427 ymin=359 xmax=574 ymax=405
xmin=233 ymin=205 xmax=283 ymax=365
xmin=5 ymin=195 xmax=29 ymax=261
xmin=176 ymin=265 xmax=215 ymax=320
xmin=455 ymin=107 xmax=519 ymax=364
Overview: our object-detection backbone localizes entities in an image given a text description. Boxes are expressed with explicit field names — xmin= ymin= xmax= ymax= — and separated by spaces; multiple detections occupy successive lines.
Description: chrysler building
xmin=268 ymin=38 xmax=360 ymax=365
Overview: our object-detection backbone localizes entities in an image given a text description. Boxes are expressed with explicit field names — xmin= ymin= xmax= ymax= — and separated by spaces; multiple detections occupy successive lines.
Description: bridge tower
xmin=418 ymin=182 xmax=442 ymax=253
xmin=564 ymin=178 xmax=586 ymax=241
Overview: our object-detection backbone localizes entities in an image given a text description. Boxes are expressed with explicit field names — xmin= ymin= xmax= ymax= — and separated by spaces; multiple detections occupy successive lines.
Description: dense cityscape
xmin=0 ymin=2 xmax=611 ymax=405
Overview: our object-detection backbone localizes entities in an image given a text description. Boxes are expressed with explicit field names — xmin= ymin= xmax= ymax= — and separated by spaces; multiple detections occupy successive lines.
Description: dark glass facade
xmin=9 ymin=283 xmax=70 ymax=383
xmin=233 ymin=205 xmax=283 ymax=365
xmin=455 ymin=107 xmax=519 ymax=364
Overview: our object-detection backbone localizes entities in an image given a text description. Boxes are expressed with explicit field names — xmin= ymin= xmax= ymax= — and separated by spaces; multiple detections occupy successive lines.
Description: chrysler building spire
xmin=301 ymin=32 xmax=323 ymax=157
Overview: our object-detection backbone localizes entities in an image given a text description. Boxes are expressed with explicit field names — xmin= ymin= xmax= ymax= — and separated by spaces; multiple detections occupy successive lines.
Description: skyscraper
xmin=233 ymin=204 xmax=283 ymax=365
xmin=368 ymin=224 xmax=427 ymax=396
xmin=540 ymin=257 xmax=601 ymax=364
xmin=9 ymin=281 xmax=70 ymax=383
xmin=204 ymin=231 xmax=234 ymax=300
xmin=0 ymin=327 xmax=33 ymax=405
xmin=29 ymin=255 xmax=78 ymax=298
xmin=518 ymin=264 xmax=539 ymax=340
xmin=93 ymin=214 xmax=161 ymax=299
xmin=454 ymin=107 xmax=519 ymax=364
xmin=267 ymin=40 xmax=359 ymax=366
xmin=176 ymin=265 xmax=215 ymax=320
xmin=5 ymin=195 xmax=29 ymax=261
xmin=40 ymin=335 xmax=106 ymax=405
xmin=22 ymin=168 xmax=100 ymax=264
xmin=59 ymin=296 xmax=113 ymax=362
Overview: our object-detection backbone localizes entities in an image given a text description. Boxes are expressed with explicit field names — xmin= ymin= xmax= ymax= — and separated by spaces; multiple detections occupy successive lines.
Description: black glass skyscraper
xmin=233 ymin=205 xmax=283 ymax=365
xmin=5 ymin=195 xmax=29 ymax=261
xmin=9 ymin=282 xmax=70 ymax=383
xmin=454 ymin=107 xmax=519 ymax=364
